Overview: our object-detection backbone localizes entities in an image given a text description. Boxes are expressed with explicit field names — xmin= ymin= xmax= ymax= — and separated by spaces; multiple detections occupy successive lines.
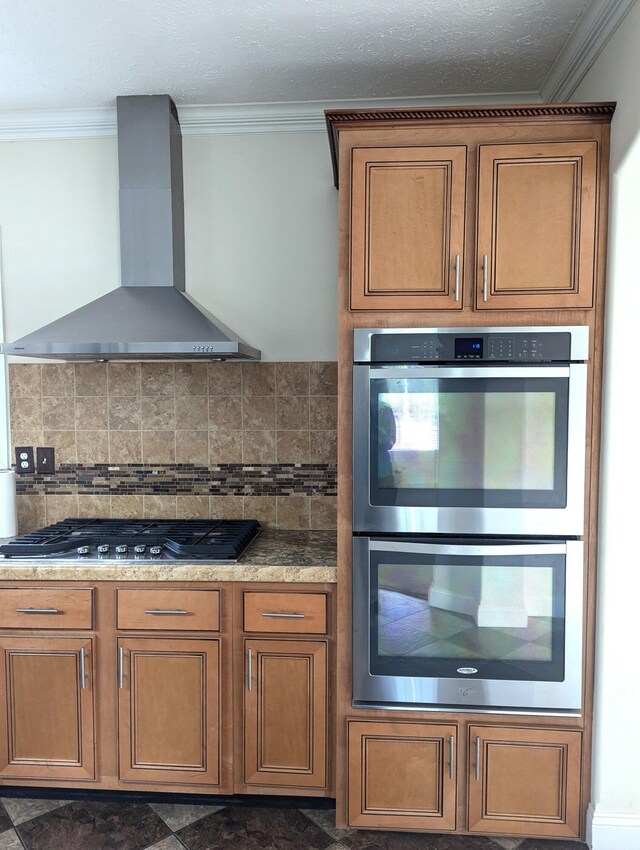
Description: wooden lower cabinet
xmin=348 ymin=721 xmax=457 ymax=830
xmin=117 ymin=637 xmax=220 ymax=786
xmin=467 ymin=726 xmax=582 ymax=838
xmin=244 ymin=638 xmax=327 ymax=789
xmin=0 ymin=636 xmax=95 ymax=780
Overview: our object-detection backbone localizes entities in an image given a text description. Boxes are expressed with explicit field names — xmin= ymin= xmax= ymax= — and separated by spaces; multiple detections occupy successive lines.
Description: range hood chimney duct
xmin=1 ymin=94 xmax=260 ymax=361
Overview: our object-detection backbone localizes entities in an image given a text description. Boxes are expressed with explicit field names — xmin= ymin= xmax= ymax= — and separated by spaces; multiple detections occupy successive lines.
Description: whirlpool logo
xmin=457 ymin=688 xmax=475 ymax=697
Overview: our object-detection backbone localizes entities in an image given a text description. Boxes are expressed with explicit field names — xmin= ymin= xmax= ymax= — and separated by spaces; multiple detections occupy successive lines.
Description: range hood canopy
xmin=1 ymin=95 xmax=260 ymax=361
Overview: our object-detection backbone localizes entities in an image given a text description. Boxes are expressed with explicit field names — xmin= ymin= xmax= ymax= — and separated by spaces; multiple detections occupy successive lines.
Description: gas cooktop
xmin=0 ymin=518 xmax=261 ymax=562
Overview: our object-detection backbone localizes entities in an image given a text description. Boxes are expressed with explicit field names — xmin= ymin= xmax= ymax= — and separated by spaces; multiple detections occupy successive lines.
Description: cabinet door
xmin=118 ymin=637 xmax=220 ymax=786
xmin=476 ymin=140 xmax=598 ymax=310
xmin=468 ymin=726 xmax=582 ymax=837
xmin=244 ymin=639 xmax=327 ymax=789
xmin=348 ymin=720 xmax=457 ymax=830
xmin=350 ymin=146 xmax=466 ymax=310
xmin=0 ymin=636 xmax=95 ymax=780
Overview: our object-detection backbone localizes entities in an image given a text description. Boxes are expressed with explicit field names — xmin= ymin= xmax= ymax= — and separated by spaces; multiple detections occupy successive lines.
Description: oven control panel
xmin=368 ymin=330 xmax=576 ymax=363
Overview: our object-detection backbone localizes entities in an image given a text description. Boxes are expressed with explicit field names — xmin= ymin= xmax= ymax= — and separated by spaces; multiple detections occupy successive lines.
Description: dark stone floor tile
xmin=17 ymin=801 xmax=171 ymax=850
xmin=177 ymin=806 xmax=335 ymax=850
xmin=517 ymin=841 xmax=587 ymax=850
xmin=341 ymin=831 xmax=498 ymax=850
xmin=0 ymin=802 xmax=11 ymax=834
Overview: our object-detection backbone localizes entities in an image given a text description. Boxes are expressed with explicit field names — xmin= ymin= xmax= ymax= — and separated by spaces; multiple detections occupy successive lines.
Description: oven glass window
xmin=371 ymin=376 xmax=569 ymax=508
xmin=370 ymin=550 xmax=566 ymax=682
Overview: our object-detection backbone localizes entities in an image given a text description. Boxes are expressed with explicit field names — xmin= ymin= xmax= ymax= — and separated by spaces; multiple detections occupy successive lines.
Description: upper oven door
xmin=353 ymin=363 xmax=587 ymax=536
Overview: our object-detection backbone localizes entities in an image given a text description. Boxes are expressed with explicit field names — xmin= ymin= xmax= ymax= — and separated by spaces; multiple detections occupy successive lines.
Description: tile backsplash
xmin=9 ymin=361 xmax=337 ymax=533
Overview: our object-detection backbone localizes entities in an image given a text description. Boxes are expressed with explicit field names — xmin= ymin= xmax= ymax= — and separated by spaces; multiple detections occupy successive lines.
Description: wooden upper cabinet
xmin=350 ymin=146 xmax=466 ymax=310
xmin=0 ymin=636 xmax=95 ymax=781
xmin=476 ymin=141 xmax=598 ymax=310
xmin=467 ymin=726 xmax=582 ymax=838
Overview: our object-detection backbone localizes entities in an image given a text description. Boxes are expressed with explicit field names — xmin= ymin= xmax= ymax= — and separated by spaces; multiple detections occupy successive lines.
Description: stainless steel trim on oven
xmin=352 ymin=536 xmax=584 ymax=711
xmin=353 ymin=362 xmax=588 ymax=536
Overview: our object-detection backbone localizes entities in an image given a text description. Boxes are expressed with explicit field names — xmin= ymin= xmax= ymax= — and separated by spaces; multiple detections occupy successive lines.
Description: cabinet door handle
xmin=15 ymin=607 xmax=60 ymax=614
xmin=475 ymin=735 xmax=481 ymax=782
xmin=118 ymin=647 xmax=125 ymax=689
xmin=482 ymin=255 xmax=488 ymax=302
xmin=80 ymin=647 xmax=86 ymax=690
xmin=143 ymin=609 xmax=188 ymax=615
xmin=449 ymin=735 xmax=455 ymax=780
xmin=454 ymin=254 xmax=460 ymax=302
xmin=247 ymin=648 xmax=252 ymax=691
xmin=261 ymin=612 xmax=305 ymax=619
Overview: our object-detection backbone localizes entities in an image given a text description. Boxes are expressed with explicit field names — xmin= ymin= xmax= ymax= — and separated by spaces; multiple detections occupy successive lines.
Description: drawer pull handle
xmin=247 ymin=648 xmax=252 ymax=691
xmin=118 ymin=647 xmax=125 ymax=689
xmin=261 ymin=612 xmax=305 ymax=619
xmin=449 ymin=735 xmax=455 ymax=780
xmin=15 ymin=607 xmax=60 ymax=614
xmin=80 ymin=647 xmax=86 ymax=690
xmin=143 ymin=609 xmax=188 ymax=615
xmin=475 ymin=735 xmax=481 ymax=782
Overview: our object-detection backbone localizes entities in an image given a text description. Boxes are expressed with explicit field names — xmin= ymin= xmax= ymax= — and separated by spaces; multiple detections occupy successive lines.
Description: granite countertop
xmin=0 ymin=530 xmax=337 ymax=583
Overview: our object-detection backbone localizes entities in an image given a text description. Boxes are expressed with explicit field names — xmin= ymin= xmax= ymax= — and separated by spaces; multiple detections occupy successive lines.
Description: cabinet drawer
xmin=0 ymin=587 xmax=93 ymax=629
xmin=243 ymin=592 xmax=327 ymax=634
xmin=117 ymin=589 xmax=220 ymax=631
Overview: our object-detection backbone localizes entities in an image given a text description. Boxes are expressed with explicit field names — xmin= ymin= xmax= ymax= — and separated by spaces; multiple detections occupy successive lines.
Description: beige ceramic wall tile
xmin=141 ymin=363 xmax=175 ymax=396
xmin=107 ymin=363 xmax=141 ymax=396
xmin=143 ymin=495 xmax=177 ymax=518
xmin=175 ymin=363 xmax=208 ymax=396
xmin=142 ymin=431 xmax=176 ymax=463
xmin=177 ymin=396 xmax=208 ymax=430
xmin=209 ymin=495 xmax=244 ymax=519
xmin=9 ymin=364 xmax=41 ymax=397
xmin=243 ymin=431 xmax=276 ymax=464
xmin=11 ymin=429 xmax=45 ymax=453
xmin=310 ymin=362 xmax=338 ymax=395
xmin=208 ymin=397 xmax=242 ymax=430
xmin=75 ymin=397 xmax=108 ymax=430
xmin=176 ymin=495 xmax=209 ymax=519
xmin=242 ymin=396 xmax=276 ymax=430
xmin=275 ymin=363 xmax=310 ymax=396
xmin=242 ymin=362 xmax=275 ymax=396
xmin=75 ymin=363 xmax=107 ymax=396
xmin=111 ymin=495 xmax=144 ymax=519
xmin=243 ymin=496 xmax=276 ymax=527
xmin=42 ymin=397 xmax=75 ymax=431
xmin=209 ymin=431 xmax=243 ymax=464
xmin=208 ymin=363 xmax=242 ymax=396
xmin=276 ymin=496 xmax=311 ymax=529
xmin=310 ymin=496 xmax=338 ymax=530
xmin=309 ymin=396 xmax=337 ymax=430
xmin=176 ymin=431 xmax=209 ymax=465
xmin=276 ymin=396 xmax=309 ymax=430
xmin=16 ymin=494 xmax=45 ymax=533
xmin=43 ymin=431 xmax=77 ymax=465
xmin=45 ymin=494 xmax=79 ymax=524
xmin=309 ymin=430 xmax=337 ymax=464
xmin=141 ymin=397 xmax=175 ymax=430
xmin=41 ymin=364 xmax=74 ymax=396
xmin=10 ymin=397 xmax=42 ymax=430
xmin=109 ymin=431 xmax=142 ymax=463
xmin=78 ymin=494 xmax=111 ymax=518
xmin=108 ymin=398 xmax=142 ymax=430
xmin=77 ymin=431 xmax=109 ymax=464
xmin=276 ymin=431 xmax=309 ymax=464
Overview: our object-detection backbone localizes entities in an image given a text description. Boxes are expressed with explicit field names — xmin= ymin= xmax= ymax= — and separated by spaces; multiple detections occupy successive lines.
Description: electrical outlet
xmin=15 ymin=446 xmax=35 ymax=474
xmin=36 ymin=447 xmax=56 ymax=475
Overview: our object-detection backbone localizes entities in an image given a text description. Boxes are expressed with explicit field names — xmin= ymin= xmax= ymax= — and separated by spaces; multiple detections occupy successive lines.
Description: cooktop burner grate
xmin=0 ymin=518 xmax=261 ymax=561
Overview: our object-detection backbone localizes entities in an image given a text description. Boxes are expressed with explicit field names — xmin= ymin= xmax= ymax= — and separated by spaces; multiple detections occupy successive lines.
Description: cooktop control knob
xmin=97 ymin=544 xmax=109 ymax=555
xmin=115 ymin=545 xmax=128 ymax=555
xmin=149 ymin=546 xmax=162 ymax=556
xmin=134 ymin=545 xmax=146 ymax=555
xmin=77 ymin=546 xmax=90 ymax=556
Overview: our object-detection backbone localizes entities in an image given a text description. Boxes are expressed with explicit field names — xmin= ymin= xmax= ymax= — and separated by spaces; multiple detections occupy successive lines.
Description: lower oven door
xmin=353 ymin=537 xmax=583 ymax=711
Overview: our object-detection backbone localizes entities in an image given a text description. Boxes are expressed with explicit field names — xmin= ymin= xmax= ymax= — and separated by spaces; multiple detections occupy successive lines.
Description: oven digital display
xmin=455 ymin=337 xmax=483 ymax=359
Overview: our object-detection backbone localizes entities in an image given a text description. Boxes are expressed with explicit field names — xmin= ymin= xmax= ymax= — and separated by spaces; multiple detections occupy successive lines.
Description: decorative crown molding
xmin=541 ymin=0 xmax=636 ymax=102
xmin=0 ymin=92 xmax=539 ymax=143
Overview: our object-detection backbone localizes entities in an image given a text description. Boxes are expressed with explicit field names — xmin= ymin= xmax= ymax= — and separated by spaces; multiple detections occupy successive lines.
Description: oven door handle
xmin=364 ymin=365 xmax=572 ymax=380
xmin=366 ymin=540 xmax=570 ymax=557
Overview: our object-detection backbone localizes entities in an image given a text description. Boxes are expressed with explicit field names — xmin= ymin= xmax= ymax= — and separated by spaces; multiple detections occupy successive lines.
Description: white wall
xmin=0 ymin=132 xmax=338 ymax=362
xmin=572 ymin=2 xmax=640 ymax=846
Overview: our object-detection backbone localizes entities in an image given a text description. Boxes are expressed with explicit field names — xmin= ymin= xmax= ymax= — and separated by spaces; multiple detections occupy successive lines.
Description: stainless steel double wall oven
xmin=352 ymin=326 xmax=589 ymax=711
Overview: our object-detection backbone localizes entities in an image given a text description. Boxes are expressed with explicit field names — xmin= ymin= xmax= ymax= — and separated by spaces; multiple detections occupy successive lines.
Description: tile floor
xmin=0 ymin=796 xmax=588 ymax=850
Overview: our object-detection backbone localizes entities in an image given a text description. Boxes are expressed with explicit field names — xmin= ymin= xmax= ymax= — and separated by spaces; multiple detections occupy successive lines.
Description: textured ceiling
xmin=0 ymin=0 xmax=591 ymax=109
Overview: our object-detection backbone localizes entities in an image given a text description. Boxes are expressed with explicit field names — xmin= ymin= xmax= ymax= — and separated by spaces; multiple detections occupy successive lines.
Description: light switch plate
xmin=36 ymin=446 xmax=56 ymax=475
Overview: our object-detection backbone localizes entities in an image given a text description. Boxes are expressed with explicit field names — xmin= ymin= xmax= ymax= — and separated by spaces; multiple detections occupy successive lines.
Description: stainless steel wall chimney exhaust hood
xmin=1 ymin=95 xmax=260 ymax=361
